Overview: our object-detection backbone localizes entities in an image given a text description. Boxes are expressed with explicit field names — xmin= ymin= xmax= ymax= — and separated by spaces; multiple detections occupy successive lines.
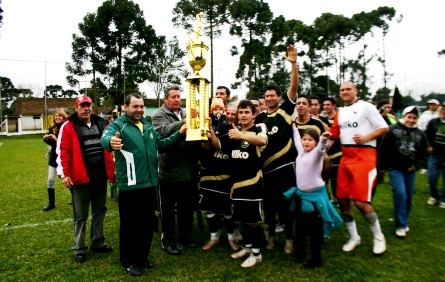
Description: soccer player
xmin=228 ymin=100 xmax=267 ymax=267
xmin=330 ymin=81 xmax=389 ymax=255
xmin=254 ymin=44 xmax=298 ymax=253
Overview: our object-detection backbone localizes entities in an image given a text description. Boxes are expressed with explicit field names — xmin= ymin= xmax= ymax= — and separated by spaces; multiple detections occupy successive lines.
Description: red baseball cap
xmin=75 ymin=96 xmax=93 ymax=105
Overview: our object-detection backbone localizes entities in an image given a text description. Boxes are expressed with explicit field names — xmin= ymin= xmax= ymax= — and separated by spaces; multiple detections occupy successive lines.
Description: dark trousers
xmin=159 ymin=180 xmax=198 ymax=246
xmin=263 ymin=165 xmax=295 ymax=238
xmin=118 ymin=187 xmax=157 ymax=268
xmin=242 ymin=223 xmax=262 ymax=249
xmin=294 ymin=197 xmax=323 ymax=262
xmin=71 ymin=178 xmax=107 ymax=254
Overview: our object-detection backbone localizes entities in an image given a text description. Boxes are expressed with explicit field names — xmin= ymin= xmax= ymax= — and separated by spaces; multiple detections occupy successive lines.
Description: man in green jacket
xmin=101 ymin=94 xmax=188 ymax=277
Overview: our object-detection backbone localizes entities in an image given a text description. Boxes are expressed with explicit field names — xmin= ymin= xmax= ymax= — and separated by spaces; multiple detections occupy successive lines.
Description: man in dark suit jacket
xmin=152 ymin=85 xmax=200 ymax=255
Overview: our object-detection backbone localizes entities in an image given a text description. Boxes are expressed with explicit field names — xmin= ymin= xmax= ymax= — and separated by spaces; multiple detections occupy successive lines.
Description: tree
xmin=66 ymin=12 xmax=107 ymax=113
xmin=45 ymin=85 xmax=63 ymax=98
xmin=439 ymin=49 xmax=445 ymax=56
xmin=0 ymin=0 xmax=3 ymax=28
xmin=67 ymin=0 xmax=163 ymax=113
xmin=172 ymin=0 xmax=233 ymax=95
xmin=144 ymin=36 xmax=188 ymax=107
xmin=392 ymin=86 xmax=404 ymax=112
xmin=373 ymin=87 xmax=391 ymax=104
xmin=229 ymin=0 xmax=274 ymax=97
xmin=0 ymin=77 xmax=17 ymax=107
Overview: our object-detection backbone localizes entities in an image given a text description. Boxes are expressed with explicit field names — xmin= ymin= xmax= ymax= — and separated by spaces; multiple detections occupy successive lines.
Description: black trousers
xmin=118 ymin=187 xmax=157 ymax=268
xmin=263 ymin=165 xmax=295 ymax=238
xmin=294 ymin=196 xmax=323 ymax=262
xmin=159 ymin=180 xmax=198 ymax=246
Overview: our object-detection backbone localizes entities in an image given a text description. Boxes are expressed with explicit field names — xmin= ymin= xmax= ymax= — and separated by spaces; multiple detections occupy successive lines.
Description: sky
xmin=0 ymin=0 xmax=444 ymax=102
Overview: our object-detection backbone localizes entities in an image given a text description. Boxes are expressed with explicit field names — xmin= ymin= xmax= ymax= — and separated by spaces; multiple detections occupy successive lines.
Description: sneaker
xmin=284 ymin=239 xmax=294 ymax=254
xmin=427 ymin=197 xmax=437 ymax=205
xmin=241 ymin=253 xmax=262 ymax=268
xmin=342 ymin=237 xmax=361 ymax=252
xmin=231 ymin=248 xmax=251 ymax=259
xmin=202 ymin=240 xmax=219 ymax=251
xmin=266 ymin=236 xmax=275 ymax=250
xmin=275 ymin=224 xmax=285 ymax=233
xmin=122 ymin=265 xmax=143 ymax=276
xmin=228 ymin=239 xmax=241 ymax=251
xmin=420 ymin=169 xmax=427 ymax=175
xmin=74 ymin=253 xmax=86 ymax=263
xmin=395 ymin=229 xmax=406 ymax=238
xmin=440 ymin=202 xmax=445 ymax=209
xmin=373 ymin=236 xmax=386 ymax=255
xmin=233 ymin=228 xmax=243 ymax=241
xmin=405 ymin=227 xmax=410 ymax=232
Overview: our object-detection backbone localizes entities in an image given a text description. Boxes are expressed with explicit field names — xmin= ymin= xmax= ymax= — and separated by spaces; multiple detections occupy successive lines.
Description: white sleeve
xmin=366 ymin=103 xmax=389 ymax=130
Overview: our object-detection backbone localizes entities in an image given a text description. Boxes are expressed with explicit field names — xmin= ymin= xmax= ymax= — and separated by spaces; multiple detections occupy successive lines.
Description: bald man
xmin=330 ymin=81 xmax=389 ymax=255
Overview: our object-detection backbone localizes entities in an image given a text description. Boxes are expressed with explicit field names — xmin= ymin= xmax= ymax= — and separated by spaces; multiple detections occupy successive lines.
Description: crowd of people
xmin=41 ymin=44 xmax=444 ymax=277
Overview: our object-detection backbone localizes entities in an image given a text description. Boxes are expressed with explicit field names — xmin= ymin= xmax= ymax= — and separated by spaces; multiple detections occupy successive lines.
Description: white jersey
xmin=332 ymin=100 xmax=388 ymax=148
xmin=417 ymin=110 xmax=439 ymax=131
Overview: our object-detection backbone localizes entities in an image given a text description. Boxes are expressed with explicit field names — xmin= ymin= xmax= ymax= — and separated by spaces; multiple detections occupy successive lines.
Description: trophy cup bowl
xmin=186 ymin=40 xmax=209 ymax=77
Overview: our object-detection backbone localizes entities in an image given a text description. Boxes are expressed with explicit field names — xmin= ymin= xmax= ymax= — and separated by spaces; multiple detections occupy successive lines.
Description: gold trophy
xmin=185 ymin=12 xmax=210 ymax=141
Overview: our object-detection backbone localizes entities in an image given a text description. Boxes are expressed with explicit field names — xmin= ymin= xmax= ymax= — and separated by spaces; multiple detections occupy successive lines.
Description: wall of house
xmin=21 ymin=115 xmax=43 ymax=131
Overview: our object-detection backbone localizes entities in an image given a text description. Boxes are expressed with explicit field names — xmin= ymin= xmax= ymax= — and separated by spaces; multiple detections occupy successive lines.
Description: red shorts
xmin=337 ymin=162 xmax=377 ymax=203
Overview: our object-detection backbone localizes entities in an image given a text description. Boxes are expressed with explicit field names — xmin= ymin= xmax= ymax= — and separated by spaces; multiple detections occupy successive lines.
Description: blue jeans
xmin=427 ymin=155 xmax=445 ymax=202
xmin=389 ymin=170 xmax=415 ymax=229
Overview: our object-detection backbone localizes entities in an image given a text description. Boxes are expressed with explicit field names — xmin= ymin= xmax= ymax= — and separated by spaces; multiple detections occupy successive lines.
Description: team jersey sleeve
xmin=330 ymin=112 xmax=340 ymax=139
xmin=281 ymin=94 xmax=297 ymax=116
xmin=367 ymin=104 xmax=389 ymax=130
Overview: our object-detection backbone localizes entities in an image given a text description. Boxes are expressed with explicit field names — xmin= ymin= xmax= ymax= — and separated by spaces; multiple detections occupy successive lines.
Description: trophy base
xmin=186 ymin=129 xmax=208 ymax=141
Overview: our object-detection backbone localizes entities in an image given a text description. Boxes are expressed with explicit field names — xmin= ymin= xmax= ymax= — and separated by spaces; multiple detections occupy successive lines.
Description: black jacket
xmin=425 ymin=117 xmax=445 ymax=156
xmin=378 ymin=120 xmax=429 ymax=171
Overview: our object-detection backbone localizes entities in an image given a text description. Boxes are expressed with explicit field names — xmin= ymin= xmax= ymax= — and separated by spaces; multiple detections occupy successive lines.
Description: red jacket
xmin=56 ymin=114 xmax=115 ymax=185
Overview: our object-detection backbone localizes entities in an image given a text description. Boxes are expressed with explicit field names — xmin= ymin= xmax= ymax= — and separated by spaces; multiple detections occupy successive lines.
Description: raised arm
xmin=283 ymin=45 xmax=298 ymax=102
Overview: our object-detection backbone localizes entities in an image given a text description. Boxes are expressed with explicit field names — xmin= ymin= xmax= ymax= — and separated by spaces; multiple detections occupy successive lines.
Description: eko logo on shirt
xmin=232 ymin=150 xmax=249 ymax=159
xmin=339 ymin=121 xmax=359 ymax=129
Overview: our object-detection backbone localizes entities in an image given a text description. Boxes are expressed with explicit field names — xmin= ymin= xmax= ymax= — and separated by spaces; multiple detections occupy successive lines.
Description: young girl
xmin=285 ymin=123 xmax=342 ymax=268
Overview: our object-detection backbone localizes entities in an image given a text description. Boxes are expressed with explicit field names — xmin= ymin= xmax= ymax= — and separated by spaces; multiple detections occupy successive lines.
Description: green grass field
xmin=0 ymin=135 xmax=444 ymax=281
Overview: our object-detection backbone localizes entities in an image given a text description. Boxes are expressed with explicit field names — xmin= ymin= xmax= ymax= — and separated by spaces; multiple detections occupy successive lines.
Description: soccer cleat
xmin=395 ymin=229 xmax=406 ymax=238
xmin=241 ymin=253 xmax=262 ymax=268
xmin=420 ymin=169 xmax=427 ymax=174
xmin=373 ymin=236 xmax=386 ymax=255
xmin=427 ymin=197 xmax=437 ymax=205
xmin=266 ymin=236 xmax=275 ymax=250
xmin=202 ymin=240 xmax=219 ymax=251
xmin=233 ymin=228 xmax=243 ymax=241
xmin=440 ymin=202 xmax=445 ymax=209
xmin=342 ymin=237 xmax=361 ymax=252
xmin=228 ymin=239 xmax=241 ymax=251
xmin=275 ymin=224 xmax=285 ymax=233
xmin=231 ymin=248 xmax=251 ymax=259
xmin=122 ymin=265 xmax=143 ymax=276
xmin=284 ymin=239 xmax=294 ymax=254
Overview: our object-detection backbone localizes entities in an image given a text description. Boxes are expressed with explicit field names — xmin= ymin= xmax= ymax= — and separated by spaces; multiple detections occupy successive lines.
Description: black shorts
xmin=198 ymin=187 xmax=232 ymax=215
xmin=232 ymin=200 xmax=263 ymax=224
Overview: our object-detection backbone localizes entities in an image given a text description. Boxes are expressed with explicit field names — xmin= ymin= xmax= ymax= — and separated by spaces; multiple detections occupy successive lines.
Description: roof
xmin=14 ymin=98 xmax=113 ymax=115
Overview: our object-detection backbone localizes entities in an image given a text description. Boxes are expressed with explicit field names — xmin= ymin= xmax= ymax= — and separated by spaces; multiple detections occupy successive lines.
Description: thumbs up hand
xmin=228 ymin=123 xmax=242 ymax=140
xmin=110 ymin=131 xmax=123 ymax=150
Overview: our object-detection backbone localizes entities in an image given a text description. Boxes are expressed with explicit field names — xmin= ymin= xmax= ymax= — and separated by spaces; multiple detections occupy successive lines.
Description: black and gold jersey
xmin=199 ymin=123 xmax=234 ymax=194
xmin=230 ymin=125 xmax=267 ymax=201
xmin=255 ymin=95 xmax=296 ymax=173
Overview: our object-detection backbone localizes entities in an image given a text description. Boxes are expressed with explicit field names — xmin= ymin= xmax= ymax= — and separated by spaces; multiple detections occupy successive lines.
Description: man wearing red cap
xmin=57 ymin=96 xmax=116 ymax=263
